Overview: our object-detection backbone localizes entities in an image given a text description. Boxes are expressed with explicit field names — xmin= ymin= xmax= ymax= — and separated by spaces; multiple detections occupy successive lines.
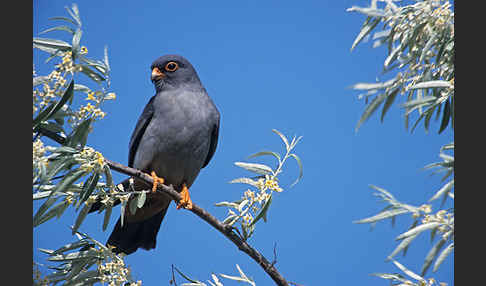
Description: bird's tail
xmin=107 ymin=206 xmax=169 ymax=255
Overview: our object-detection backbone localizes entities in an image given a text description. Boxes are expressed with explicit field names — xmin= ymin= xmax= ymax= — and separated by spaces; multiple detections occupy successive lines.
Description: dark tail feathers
xmin=107 ymin=207 xmax=168 ymax=255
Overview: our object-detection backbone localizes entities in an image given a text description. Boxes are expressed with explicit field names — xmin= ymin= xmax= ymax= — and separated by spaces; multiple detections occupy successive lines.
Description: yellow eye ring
xmin=165 ymin=61 xmax=179 ymax=72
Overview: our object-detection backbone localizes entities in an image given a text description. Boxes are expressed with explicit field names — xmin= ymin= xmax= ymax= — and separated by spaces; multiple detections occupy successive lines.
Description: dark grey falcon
xmin=92 ymin=54 xmax=220 ymax=255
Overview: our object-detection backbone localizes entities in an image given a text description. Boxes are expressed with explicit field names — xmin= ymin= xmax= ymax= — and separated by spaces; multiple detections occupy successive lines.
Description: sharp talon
xmin=150 ymin=171 xmax=165 ymax=193
xmin=176 ymin=183 xmax=193 ymax=210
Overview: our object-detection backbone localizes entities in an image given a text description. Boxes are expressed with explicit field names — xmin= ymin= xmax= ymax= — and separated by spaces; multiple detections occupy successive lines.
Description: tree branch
xmin=37 ymin=127 xmax=289 ymax=286
xmin=104 ymin=158 xmax=289 ymax=286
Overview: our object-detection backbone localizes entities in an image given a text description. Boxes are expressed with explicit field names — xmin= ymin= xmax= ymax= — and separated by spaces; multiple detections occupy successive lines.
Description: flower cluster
xmin=33 ymin=138 xmax=47 ymax=167
xmin=76 ymin=146 xmax=106 ymax=173
xmin=97 ymin=257 xmax=140 ymax=286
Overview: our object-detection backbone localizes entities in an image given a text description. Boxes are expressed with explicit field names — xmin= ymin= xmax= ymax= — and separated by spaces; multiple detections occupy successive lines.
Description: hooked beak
xmin=151 ymin=67 xmax=165 ymax=82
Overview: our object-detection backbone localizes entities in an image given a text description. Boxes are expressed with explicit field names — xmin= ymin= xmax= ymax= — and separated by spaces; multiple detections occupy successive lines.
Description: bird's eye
xmin=165 ymin=61 xmax=179 ymax=72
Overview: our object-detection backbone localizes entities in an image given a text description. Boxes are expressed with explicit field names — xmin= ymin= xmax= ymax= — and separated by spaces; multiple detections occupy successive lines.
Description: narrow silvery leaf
xmin=137 ymin=191 xmax=147 ymax=208
xmin=39 ymin=25 xmax=75 ymax=35
xmin=350 ymin=78 xmax=396 ymax=90
xmin=419 ymin=32 xmax=437 ymax=63
xmin=272 ymin=129 xmax=289 ymax=150
xmin=65 ymin=4 xmax=82 ymax=27
xmin=387 ymin=233 xmax=419 ymax=260
xmin=48 ymin=249 xmax=100 ymax=262
xmin=350 ymin=17 xmax=381 ymax=51
xmin=289 ymin=153 xmax=303 ymax=187
xmin=396 ymin=222 xmax=440 ymax=241
xmin=33 ymin=196 xmax=60 ymax=227
xmin=391 ymin=259 xmax=425 ymax=282
xmin=234 ymin=162 xmax=273 ymax=175
xmin=214 ymin=201 xmax=239 ymax=208
xmin=347 ymin=6 xmax=385 ymax=17
xmin=410 ymin=80 xmax=452 ymax=89
xmin=380 ymin=87 xmax=400 ymax=122
xmin=33 ymin=37 xmax=72 ymax=51
xmin=433 ymin=243 xmax=453 ymax=272
xmin=355 ymin=93 xmax=388 ymax=132
xmin=53 ymin=239 xmax=90 ymax=254
xmin=129 ymin=195 xmax=138 ymax=215
xmin=384 ymin=43 xmax=402 ymax=69
xmin=248 ymin=151 xmax=281 ymax=162
xmin=48 ymin=16 xmax=76 ymax=25
xmin=354 ymin=208 xmax=409 ymax=224
xmin=104 ymin=45 xmax=111 ymax=71
xmin=421 ymin=238 xmax=447 ymax=276
xmin=229 ymin=177 xmax=259 ymax=187
xmin=429 ymin=179 xmax=454 ymax=202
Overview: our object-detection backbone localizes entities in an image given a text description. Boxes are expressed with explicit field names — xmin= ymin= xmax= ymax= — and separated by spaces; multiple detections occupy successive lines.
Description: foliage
xmin=348 ymin=0 xmax=454 ymax=284
xmin=33 ymin=4 xmax=139 ymax=285
xmin=216 ymin=129 xmax=303 ymax=241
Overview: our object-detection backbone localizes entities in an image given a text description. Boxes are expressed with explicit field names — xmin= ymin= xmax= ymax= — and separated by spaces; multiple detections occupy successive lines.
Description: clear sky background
xmin=33 ymin=1 xmax=454 ymax=285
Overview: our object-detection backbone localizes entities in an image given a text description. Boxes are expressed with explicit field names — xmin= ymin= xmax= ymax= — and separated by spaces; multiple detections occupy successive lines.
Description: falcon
xmin=91 ymin=54 xmax=220 ymax=255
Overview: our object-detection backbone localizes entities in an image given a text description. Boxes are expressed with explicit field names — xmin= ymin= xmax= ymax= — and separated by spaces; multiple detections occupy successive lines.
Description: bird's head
xmin=150 ymin=54 xmax=201 ymax=91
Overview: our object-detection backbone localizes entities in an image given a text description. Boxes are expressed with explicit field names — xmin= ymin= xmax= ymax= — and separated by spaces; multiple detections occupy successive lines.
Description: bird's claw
xmin=176 ymin=183 xmax=193 ymax=210
xmin=150 ymin=171 xmax=165 ymax=193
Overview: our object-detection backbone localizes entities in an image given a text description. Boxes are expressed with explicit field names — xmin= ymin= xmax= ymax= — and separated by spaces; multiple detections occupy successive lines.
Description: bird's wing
xmin=128 ymin=95 xmax=156 ymax=168
xmin=202 ymin=114 xmax=220 ymax=168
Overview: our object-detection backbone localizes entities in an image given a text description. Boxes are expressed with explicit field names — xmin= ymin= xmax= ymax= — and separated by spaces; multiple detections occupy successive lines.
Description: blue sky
xmin=33 ymin=1 xmax=453 ymax=285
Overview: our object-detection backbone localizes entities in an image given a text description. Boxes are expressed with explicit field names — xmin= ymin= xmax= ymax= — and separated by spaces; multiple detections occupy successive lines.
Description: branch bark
xmin=37 ymin=128 xmax=290 ymax=286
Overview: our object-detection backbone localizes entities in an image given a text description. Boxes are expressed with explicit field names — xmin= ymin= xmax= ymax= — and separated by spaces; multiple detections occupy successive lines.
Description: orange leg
xmin=176 ymin=183 xmax=193 ymax=210
xmin=150 ymin=171 xmax=165 ymax=193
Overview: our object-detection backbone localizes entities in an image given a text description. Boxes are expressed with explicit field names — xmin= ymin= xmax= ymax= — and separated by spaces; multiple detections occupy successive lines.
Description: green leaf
xmin=350 ymin=16 xmax=381 ymax=52
xmin=103 ymin=165 xmax=114 ymax=188
xmin=47 ymin=249 xmax=100 ymax=262
xmin=33 ymin=80 xmax=74 ymax=130
xmin=72 ymin=203 xmax=91 ymax=235
xmin=234 ymin=162 xmax=273 ymax=175
xmin=289 ymin=153 xmax=303 ymax=187
xmin=78 ymin=64 xmax=106 ymax=82
xmin=421 ymin=238 xmax=447 ymax=276
xmin=102 ymin=203 xmax=112 ymax=231
xmin=380 ymin=87 xmax=400 ymax=122
xmin=53 ymin=239 xmax=91 ymax=254
xmin=78 ymin=173 xmax=100 ymax=207
xmin=34 ymin=200 xmax=70 ymax=227
xmin=250 ymin=195 xmax=272 ymax=226
xmin=355 ymin=93 xmax=387 ymax=132
xmin=438 ymin=97 xmax=451 ymax=134
xmin=67 ymin=118 xmax=92 ymax=148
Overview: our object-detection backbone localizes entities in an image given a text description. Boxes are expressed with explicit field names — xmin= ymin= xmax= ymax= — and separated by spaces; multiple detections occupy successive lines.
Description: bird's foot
xmin=176 ymin=183 xmax=193 ymax=210
xmin=150 ymin=171 xmax=165 ymax=193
